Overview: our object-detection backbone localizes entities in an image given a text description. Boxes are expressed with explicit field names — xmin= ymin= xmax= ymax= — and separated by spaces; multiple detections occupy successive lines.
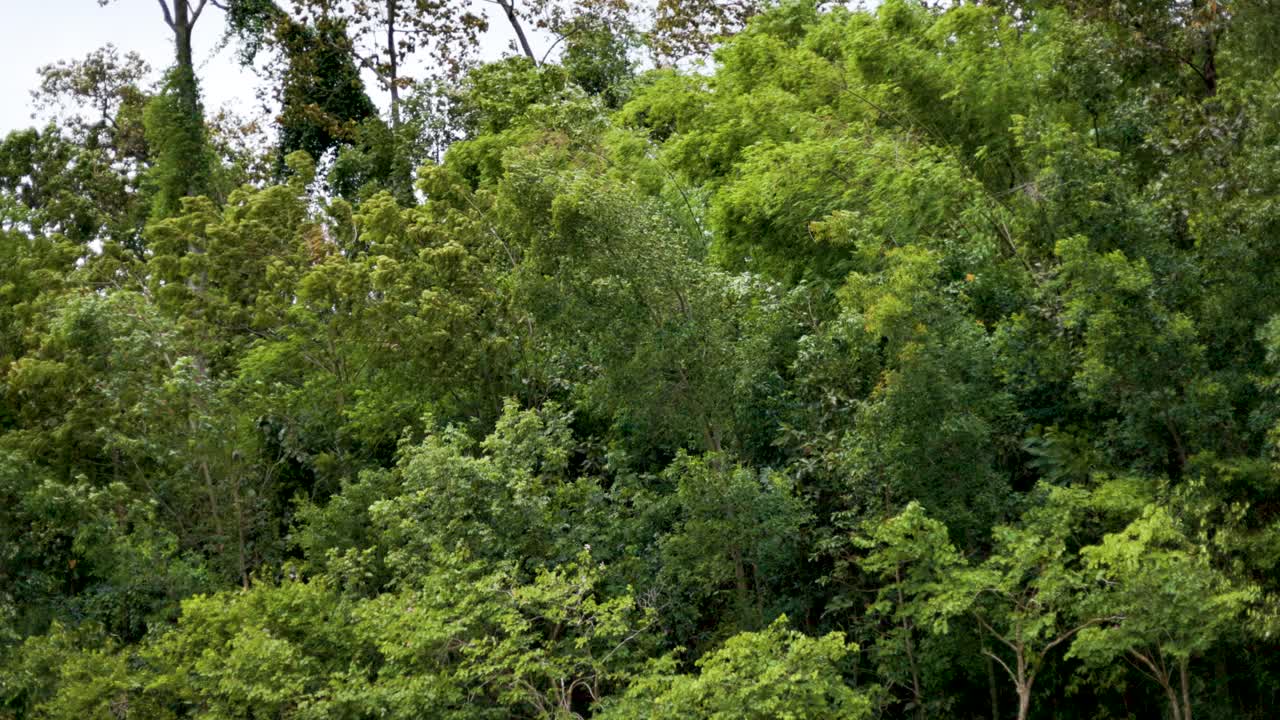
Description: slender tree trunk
xmin=1131 ymin=650 xmax=1182 ymax=720
xmin=1180 ymin=660 xmax=1193 ymax=720
xmin=1015 ymin=650 xmax=1035 ymax=720
xmin=731 ymin=546 xmax=751 ymax=628
xmin=1201 ymin=41 xmax=1217 ymax=97
xmin=234 ymin=467 xmax=248 ymax=589
xmin=1016 ymin=680 xmax=1031 ymax=720
xmin=1165 ymin=684 xmax=1183 ymax=720
xmin=386 ymin=0 xmax=400 ymax=129
xmin=199 ymin=456 xmax=224 ymax=549
xmin=896 ymin=566 xmax=925 ymax=720
xmin=1213 ymin=653 xmax=1231 ymax=714
xmin=1191 ymin=0 xmax=1218 ymax=97
xmin=1158 ymin=674 xmax=1183 ymax=720
xmin=985 ymin=647 xmax=1000 ymax=720
xmin=750 ymin=561 xmax=765 ymax=628
xmin=496 ymin=0 xmax=538 ymax=63
xmin=704 ymin=423 xmax=723 ymax=455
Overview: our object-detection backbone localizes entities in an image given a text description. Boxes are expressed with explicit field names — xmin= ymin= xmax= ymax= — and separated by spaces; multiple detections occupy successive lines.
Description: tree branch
xmin=157 ymin=0 xmax=176 ymax=29
xmin=974 ymin=613 xmax=1021 ymax=658
xmin=485 ymin=0 xmax=538 ymax=63
xmin=1042 ymin=616 xmax=1118 ymax=656
xmin=983 ymin=647 xmax=1018 ymax=686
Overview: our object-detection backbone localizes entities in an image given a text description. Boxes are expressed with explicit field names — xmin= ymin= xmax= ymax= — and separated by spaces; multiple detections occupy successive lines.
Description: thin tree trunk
xmin=234 ymin=468 xmax=248 ymax=589
xmin=1213 ymin=653 xmax=1231 ymax=714
xmin=1192 ymin=0 xmax=1218 ymax=97
xmin=1180 ymin=660 xmax=1193 ymax=720
xmin=896 ymin=565 xmax=925 ymax=720
xmin=985 ymin=646 xmax=1000 ymax=720
xmin=1015 ymin=648 xmax=1035 ymax=720
xmin=199 ymin=457 xmax=224 ymax=547
xmin=1131 ymin=650 xmax=1182 ymax=720
xmin=496 ymin=0 xmax=538 ymax=63
xmin=732 ymin=546 xmax=751 ymax=628
xmin=750 ymin=561 xmax=765 ymax=629
xmin=1165 ymin=683 xmax=1183 ymax=720
xmin=386 ymin=0 xmax=400 ymax=129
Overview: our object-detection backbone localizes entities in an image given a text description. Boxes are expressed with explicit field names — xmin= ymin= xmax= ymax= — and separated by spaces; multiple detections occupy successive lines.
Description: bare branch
xmin=974 ymin=613 xmax=1021 ymax=657
xmin=191 ymin=0 xmax=210 ymax=24
xmin=157 ymin=0 xmax=176 ymax=29
xmin=983 ymin=648 xmax=1018 ymax=686
xmin=1042 ymin=616 xmax=1120 ymax=656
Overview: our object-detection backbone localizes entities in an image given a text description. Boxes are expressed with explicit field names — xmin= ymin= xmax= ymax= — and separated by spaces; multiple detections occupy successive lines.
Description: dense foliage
xmin=4 ymin=1 xmax=1280 ymax=718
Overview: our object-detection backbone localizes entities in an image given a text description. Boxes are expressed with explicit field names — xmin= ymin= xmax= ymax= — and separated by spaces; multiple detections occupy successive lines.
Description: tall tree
xmin=98 ymin=0 xmax=225 ymax=213
xmin=289 ymin=0 xmax=486 ymax=129
xmin=275 ymin=16 xmax=379 ymax=166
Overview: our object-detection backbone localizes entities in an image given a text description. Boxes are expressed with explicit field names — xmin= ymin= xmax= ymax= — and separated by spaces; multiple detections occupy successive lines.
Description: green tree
xmin=656 ymin=453 xmax=810 ymax=636
xmin=599 ymin=616 xmax=874 ymax=720
xmin=843 ymin=502 xmax=964 ymax=719
xmin=1070 ymin=505 xmax=1259 ymax=720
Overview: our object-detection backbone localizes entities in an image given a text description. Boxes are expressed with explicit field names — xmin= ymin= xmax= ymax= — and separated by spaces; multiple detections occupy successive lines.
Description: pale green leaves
xmin=600 ymin=616 xmax=873 ymax=720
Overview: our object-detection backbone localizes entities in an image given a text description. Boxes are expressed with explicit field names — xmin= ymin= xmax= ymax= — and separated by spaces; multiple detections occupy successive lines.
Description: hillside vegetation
xmin=3 ymin=1 xmax=1280 ymax=718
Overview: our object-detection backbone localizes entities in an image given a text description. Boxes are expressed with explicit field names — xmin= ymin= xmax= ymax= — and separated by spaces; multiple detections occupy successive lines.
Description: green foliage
xmin=368 ymin=402 xmax=604 ymax=581
xmin=7 ymin=1 xmax=1280 ymax=717
xmin=1069 ymin=505 xmax=1260 ymax=719
xmin=275 ymin=17 xmax=379 ymax=178
xmin=838 ymin=502 xmax=963 ymax=717
xmin=143 ymin=66 xmax=213 ymax=219
xmin=559 ymin=8 xmax=638 ymax=108
xmin=655 ymin=453 xmax=811 ymax=637
xmin=600 ymin=616 xmax=873 ymax=720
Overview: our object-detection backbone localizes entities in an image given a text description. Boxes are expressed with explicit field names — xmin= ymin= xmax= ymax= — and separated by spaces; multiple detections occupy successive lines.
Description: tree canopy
xmin=5 ymin=1 xmax=1280 ymax=718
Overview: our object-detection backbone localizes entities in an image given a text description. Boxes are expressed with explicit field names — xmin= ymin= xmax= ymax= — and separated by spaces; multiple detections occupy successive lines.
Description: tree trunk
xmin=896 ymin=566 xmax=925 ymax=720
xmin=171 ymin=1 xmax=200 ymax=139
xmin=386 ymin=0 xmax=400 ymax=129
xmin=985 ymin=644 xmax=1000 ymax=720
xmin=496 ymin=0 xmax=538 ymax=63
xmin=1180 ymin=660 xmax=1193 ymax=720
xmin=1191 ymin=0 xmax=1218 ymax=97
xmin=155 ymin=0 xmax=210 ymax=213
xmin=1015 ymin=651 xmax=1034 ymax=720
xmin=732 ymin=546 xmax=749 ymax=622
xmin=1213 ymin=652 xmax=1231 ymax=715
xmin=1162 ymin=679 xmax=1183 ymax=720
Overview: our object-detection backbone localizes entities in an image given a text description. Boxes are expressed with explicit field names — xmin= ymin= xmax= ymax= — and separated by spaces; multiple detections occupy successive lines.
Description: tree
xmin=99 ymin=0 xmax=223 ymax=213
xmin=273 ymin=16 xmax=380 ymax=173
xmin=869 ymin=490 xmax=1107 ymax=720
xmin=656 ymin=453 xmax=810 ymax=636
xmin=650 ymin=0 xmax=765 ymax=62
xmin=366 ymin=402 xmax=604 ymax=581
xmin=1070 ymin=505 xmax=1259 ymax=720
xmin=31 ymin=44 xmax=150 ymax=147
xmin=599 ymin=616 xmax=874 ymax=720
xmin=844 ymin=502 xmax=964 ymax=719
xmin=9 ymin=0 xmax=1280 ymax=716
xmin=288 ymin=0 xmax=487 ymax=129
xmin=22 ymin=46 xmax=153 ymax=256
xmin=943 ymin=488 xmax=1106 ymax=720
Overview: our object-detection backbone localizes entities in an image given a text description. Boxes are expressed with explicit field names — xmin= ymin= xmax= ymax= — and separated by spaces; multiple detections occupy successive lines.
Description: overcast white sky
xmin=0 ymin=0 xmax=536 ymax=135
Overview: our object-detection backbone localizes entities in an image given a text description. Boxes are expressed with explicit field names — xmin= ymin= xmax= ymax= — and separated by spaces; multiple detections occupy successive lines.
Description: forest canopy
xmin=3 ymin=1 xmax=1280 ymax=719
